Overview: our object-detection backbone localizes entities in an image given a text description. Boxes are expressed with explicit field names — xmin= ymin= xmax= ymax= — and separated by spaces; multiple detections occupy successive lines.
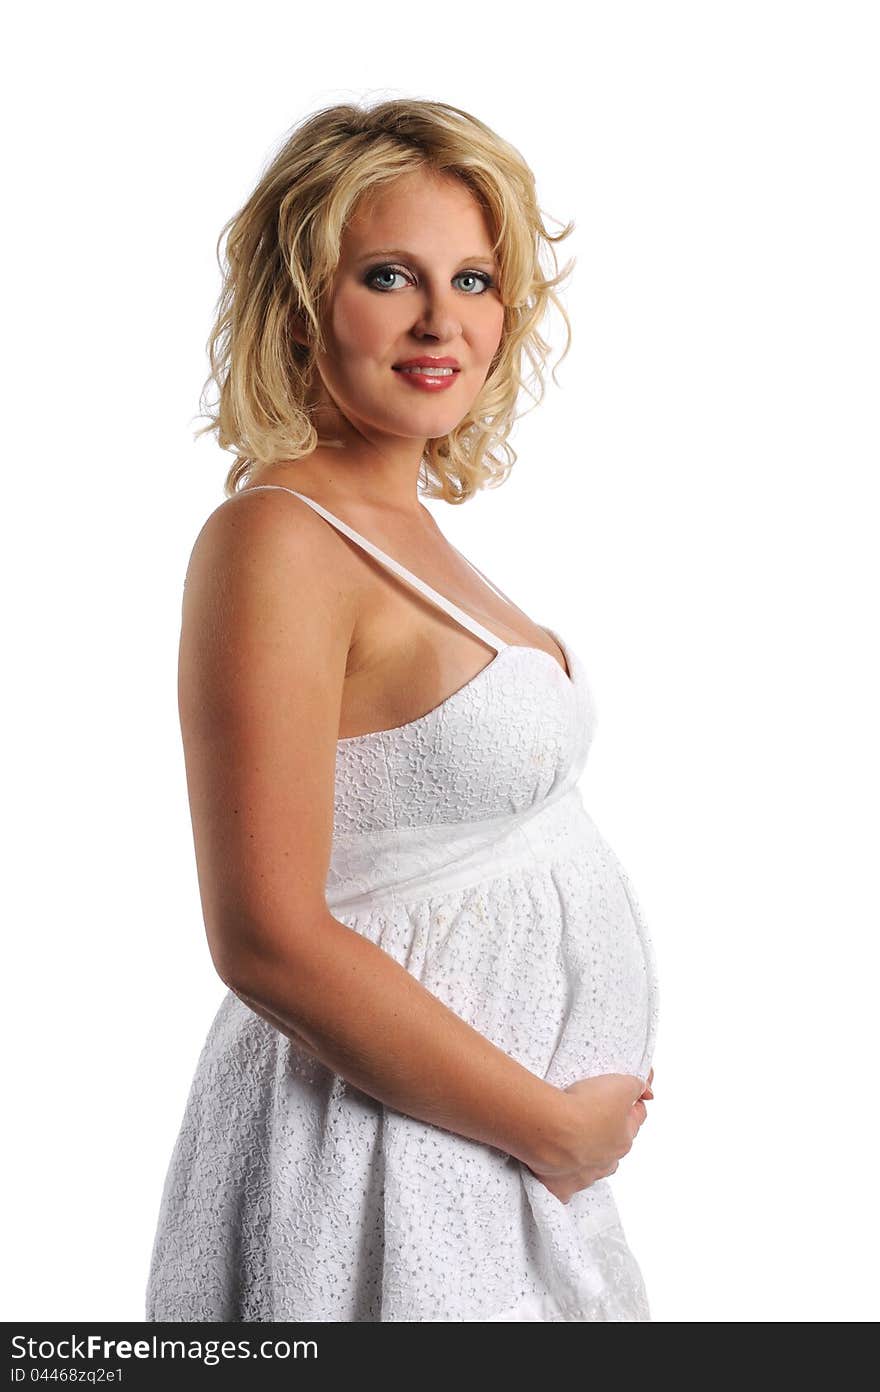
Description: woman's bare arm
xmin=177 ymin=490 xmax=572 ymax=1174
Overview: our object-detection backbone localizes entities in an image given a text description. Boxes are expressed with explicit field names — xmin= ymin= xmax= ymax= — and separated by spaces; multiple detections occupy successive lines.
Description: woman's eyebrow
xmin=355 ymin=247 xmax=497 ymax=267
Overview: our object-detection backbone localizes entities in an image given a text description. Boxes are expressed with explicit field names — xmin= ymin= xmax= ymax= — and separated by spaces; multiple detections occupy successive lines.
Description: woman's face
xmin=307 ymin=168 xmax=506 ymax=446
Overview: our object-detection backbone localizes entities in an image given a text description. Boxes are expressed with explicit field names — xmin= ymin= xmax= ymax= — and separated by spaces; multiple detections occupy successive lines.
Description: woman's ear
xmin=290 ymin=314 xmax=311 ymax=350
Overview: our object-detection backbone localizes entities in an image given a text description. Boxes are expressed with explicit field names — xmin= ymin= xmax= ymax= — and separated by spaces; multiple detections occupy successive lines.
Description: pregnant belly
xmin=541 ymin=842 xmax=659 ymax=1089
xmin=381 ymin=835 xmax=659 ymax=1093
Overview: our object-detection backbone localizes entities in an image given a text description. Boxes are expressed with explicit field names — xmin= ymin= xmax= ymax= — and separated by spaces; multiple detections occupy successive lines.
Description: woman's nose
xmin=411 ymin=293 xmax=462 ymax=343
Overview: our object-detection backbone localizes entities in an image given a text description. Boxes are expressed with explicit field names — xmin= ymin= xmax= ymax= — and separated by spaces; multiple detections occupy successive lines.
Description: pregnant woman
xmin=146 ymin=97 xmax=660 ymax=1322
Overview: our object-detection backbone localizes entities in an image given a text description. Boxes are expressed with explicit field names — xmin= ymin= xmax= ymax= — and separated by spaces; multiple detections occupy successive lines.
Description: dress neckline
xmin=337 ymin=633 xmax=576 ymax=745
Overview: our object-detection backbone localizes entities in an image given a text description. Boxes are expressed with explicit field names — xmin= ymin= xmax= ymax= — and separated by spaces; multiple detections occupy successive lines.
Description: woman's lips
xmin=392 ymin=366 xmax=460 ymax=392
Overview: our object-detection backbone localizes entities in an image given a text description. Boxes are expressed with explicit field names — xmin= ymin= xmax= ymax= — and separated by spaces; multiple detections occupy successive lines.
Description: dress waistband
xmin=324 ymin=784 xmax=602 ymax=915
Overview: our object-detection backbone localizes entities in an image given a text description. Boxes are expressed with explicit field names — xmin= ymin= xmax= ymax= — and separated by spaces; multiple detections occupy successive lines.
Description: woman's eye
xmin=365 ymin=265 xmax=494 ymax=294
xmin=366 ymin=266 xmax=411 ymax=291
xmin=454 ymin=272 xmax=494 ymax=294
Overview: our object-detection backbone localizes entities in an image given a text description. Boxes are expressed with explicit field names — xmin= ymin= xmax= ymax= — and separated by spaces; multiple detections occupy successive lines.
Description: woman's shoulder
xmin=198 ymin=477 xmax=343 ymax=554
xmin=184 ymin=480 xmax=366 ymax=616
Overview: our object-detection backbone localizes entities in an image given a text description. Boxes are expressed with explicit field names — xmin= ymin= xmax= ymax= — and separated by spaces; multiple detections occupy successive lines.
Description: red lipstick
xmin=392 ymin=356 xmax=461 ymax=392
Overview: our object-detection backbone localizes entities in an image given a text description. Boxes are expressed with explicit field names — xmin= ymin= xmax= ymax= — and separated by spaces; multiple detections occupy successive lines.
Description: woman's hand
xmin=525 ymin=1067 xmax=655 ymax=1205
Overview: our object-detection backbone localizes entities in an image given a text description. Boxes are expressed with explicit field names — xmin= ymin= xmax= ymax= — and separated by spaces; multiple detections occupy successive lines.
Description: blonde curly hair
xmin=195 ymin=97 xmax=575 ymax=503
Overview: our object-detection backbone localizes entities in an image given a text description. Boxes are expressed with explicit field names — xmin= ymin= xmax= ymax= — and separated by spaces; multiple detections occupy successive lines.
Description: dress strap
xmin=451 ymin=547 xmax=522 ymax=611
xmin=243 ymin=485 xmax=510 ymax=654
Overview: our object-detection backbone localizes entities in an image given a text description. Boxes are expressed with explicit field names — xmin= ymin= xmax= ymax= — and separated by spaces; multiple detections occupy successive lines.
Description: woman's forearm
xmin=221 ymin=909 xmax=571 ymax=1172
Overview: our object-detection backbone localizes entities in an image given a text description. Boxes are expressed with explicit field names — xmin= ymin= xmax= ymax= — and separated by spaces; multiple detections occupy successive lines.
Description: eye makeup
xmin=364 ymin=263 xmax=495 ymax=293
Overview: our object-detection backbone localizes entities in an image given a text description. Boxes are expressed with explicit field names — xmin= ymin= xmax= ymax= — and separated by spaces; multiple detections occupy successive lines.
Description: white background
xmin=3 ymin=0 xmax=878 ymax=1323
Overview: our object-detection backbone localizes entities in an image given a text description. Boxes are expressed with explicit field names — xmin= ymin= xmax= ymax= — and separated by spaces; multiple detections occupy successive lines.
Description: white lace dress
xmin=145 ymin=486 xmax=660 ymax=1322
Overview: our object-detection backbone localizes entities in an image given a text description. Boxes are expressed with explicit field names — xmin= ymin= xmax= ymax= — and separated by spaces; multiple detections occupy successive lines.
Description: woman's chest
xmin=333 ymin=645 xmax=590 ymax=835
